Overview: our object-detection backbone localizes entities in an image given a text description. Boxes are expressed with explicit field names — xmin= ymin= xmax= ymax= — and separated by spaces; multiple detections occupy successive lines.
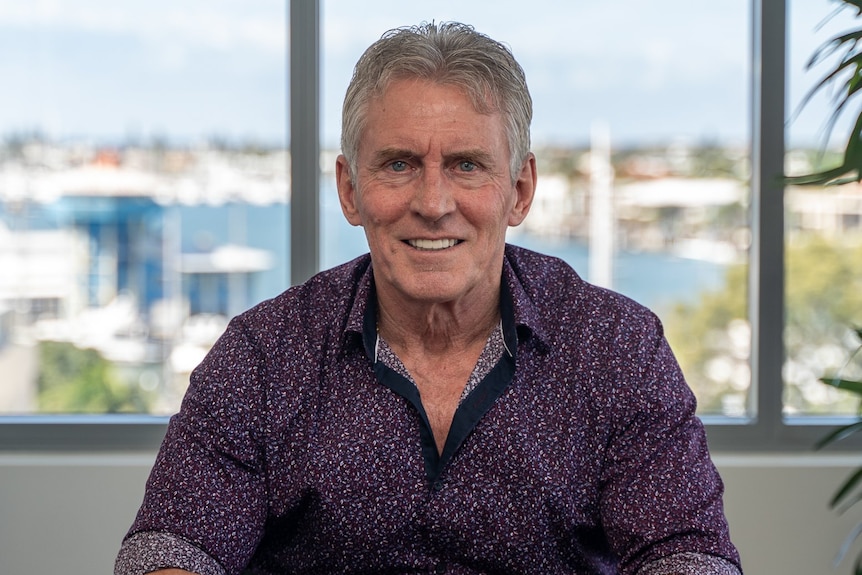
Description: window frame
xmin=0 ymin=0 xmax=854 ymax=454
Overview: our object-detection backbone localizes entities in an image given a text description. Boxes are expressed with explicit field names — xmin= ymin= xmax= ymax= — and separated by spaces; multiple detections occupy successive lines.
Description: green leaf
xmin=816 ymin=420 xmax=862 ymax=449
xmin=837 ymin=489 xmax=862 ymax=515
xmin=820 ymin=376 xmax=862 ymax=395
xmin=783 ymin=2 xmax=862 ymax=185
xmin=782 ymin=165 xmax=855 ymax=187
xmin=784 ymin=110 xmax=862 ymax=186
xmin=830 ymin=467 xmax=862 ymax=509
xmin=839 ymin=520 xmax=862 ymax=569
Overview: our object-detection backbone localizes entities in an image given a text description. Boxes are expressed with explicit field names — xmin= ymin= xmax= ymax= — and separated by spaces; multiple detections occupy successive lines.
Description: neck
xmin=376 ymin=293 xmax=500 ymax=357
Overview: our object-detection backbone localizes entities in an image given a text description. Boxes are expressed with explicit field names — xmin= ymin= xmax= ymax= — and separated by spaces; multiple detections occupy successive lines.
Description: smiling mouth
xmin=406 ymin=239 xmax=460 ymax=251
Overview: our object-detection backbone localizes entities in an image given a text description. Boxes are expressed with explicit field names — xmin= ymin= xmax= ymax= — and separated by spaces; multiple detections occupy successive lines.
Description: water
xmin=508 ymin=233 xmax=727 ymax=312
xmin=2 ymin=197 xmax=728 ymax=317
xmin=175 ymin=202 xmax=289 ymax=306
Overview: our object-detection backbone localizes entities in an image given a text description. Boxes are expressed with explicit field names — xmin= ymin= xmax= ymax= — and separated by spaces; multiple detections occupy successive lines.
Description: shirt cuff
xmin=114 ymin=531 xmax=226 ymax=575
xmin=638 ymin=552 xmax=741 ymax=575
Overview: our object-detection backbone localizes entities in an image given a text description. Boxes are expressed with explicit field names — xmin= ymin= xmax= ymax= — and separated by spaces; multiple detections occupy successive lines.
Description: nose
xmin=410 ymin=167 xmax=455 ymax=221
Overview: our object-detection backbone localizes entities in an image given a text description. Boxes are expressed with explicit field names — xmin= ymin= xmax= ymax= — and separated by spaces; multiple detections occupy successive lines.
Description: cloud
xmin=0 ymin=1 xmax=285 ymax=56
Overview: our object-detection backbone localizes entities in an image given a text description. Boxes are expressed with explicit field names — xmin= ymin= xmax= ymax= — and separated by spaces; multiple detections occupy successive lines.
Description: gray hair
xmin=340 ymin=21 xmax=532 ymax=183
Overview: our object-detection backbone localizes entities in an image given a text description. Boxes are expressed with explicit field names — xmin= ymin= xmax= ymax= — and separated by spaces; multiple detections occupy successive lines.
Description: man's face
xmin=336 ymin=78 xmax=535 ymax=310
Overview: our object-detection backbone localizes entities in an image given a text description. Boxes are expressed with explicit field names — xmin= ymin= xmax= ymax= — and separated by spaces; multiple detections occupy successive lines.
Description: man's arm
xmin=114 ymin=531 xmax=227 ymax=575
xmin=115 ymin=316 xmax=271 ymax=575
xmin=598 ymin=313 xmax=742 ymax=574
xmin=639 ymin=552 xmax=741 ymax=575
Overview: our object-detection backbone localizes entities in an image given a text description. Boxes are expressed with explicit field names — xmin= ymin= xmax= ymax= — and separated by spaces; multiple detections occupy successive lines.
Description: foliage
xmin=36 ymin=341 xmax=153 ymax=413
xmin=816 ymin=327 xmax=862 ymax=573
xmin=785 ymin=236 xmax=862 ymax=416
xmin=666 ymin=235 xmax=862 ymax=415
xmin=787 ymin=235 xmax=862 ymax=331
xmin=785 ymin=0 xmax=862 ymax=186
xmin=666 ymin=263 xmax=747 ymax=413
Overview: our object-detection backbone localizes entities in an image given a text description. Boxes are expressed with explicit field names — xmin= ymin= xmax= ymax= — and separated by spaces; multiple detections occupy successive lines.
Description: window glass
xmin=321 ymin=0 xmax=751 ymax=417
xmin=785 ymin=1 xmax=862 ymax=416
xmin=0 ymin=1 xmax=288 ymax=415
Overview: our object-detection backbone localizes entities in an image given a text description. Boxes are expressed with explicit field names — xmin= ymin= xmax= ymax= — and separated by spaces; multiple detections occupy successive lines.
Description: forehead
xmin=370 ymin=78 xmax=481 ymax=114
xmin=360 ymin=79 xmax=506 ymax=148
xmin=376 ymin=74 xmax=497 ymax=112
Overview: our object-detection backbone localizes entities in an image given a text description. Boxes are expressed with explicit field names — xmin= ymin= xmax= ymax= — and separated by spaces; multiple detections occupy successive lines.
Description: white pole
xmin=589 ymin=120 xmax=614 ymax=289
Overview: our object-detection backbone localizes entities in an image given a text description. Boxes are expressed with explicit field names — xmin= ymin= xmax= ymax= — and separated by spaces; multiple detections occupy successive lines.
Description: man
xmin=116 ymin=22 xmax=742 ymax=575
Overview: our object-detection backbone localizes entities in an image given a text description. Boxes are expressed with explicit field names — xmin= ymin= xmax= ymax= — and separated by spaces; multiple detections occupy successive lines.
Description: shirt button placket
xmin=425 ymin=480 xmax=448 ymax=575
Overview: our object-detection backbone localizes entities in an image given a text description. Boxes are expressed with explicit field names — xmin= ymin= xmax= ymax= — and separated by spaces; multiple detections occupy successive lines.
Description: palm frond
xmin=836 ymin=520 xmax=862 ymax=568
xmin=785 ymin=105 xmax=862 ymax=185
xmin=831 ymin=468 xmax=862 ymax=510
xmin=820 ymin=377 xmax=862 ymax=397
xmin=816 ymin=419 xmax=862 ymax=450
xmin=784 ymin=0 xmax=862 ymax=185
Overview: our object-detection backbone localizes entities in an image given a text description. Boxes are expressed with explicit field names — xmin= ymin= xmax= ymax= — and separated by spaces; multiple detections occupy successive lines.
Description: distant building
xmin=788 ymin=183 xmax=862 ymax=236
xmin=523 ymin=174 xmax=582 ymax=237
xmin=0 ymin=222 xmax=88 ymax=325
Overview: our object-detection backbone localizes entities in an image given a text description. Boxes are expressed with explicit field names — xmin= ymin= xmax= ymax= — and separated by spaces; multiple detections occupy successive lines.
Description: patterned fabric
xmin=638 ymin=552 xmax=742 ymax=575
xmin=115 ymin=245 xmax=742 ymax=575
xmin=375 ymin=321 xmax=506 ymax=404
xmin=116 ymin=532 xmax=224 ymax=575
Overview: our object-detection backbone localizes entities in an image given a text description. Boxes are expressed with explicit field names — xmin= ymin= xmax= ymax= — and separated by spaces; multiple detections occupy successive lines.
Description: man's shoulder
xmin=503 ymin=243 xmax=582 ymax=301
xmin=504 ymin=243 xmax=639 ymax=307
xmin=504 ymin=242 xmax=574 ymax=274
xmin=234 ymin=254 xmax=372 ymax=337
xmin=504 ymin=243 xmax=659 ymax=332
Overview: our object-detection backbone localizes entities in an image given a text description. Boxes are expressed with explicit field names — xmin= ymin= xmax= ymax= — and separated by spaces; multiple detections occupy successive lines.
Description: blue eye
xmin=459 ymin=161 xmax=476 ymax=172
xmin=390 ymin=160 xmax=408 ymax=172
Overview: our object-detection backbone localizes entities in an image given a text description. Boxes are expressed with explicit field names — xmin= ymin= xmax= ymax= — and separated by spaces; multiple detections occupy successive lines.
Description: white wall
xmin=0 ymin=453 xmax=155 ymax=575
xmin=1 ymin=452 xmax=860 ymax=574
xmin=718 ymin=455 xmax=862 ymax=575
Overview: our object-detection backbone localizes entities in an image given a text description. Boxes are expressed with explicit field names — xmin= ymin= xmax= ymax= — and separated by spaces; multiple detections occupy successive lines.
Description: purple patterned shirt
xmin=116 ymin=245 xmax=741 ymax=575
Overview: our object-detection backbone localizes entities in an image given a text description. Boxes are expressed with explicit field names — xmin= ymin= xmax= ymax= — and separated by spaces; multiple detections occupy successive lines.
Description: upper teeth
xmin=409 ymin=239 xmax=458 ymax=250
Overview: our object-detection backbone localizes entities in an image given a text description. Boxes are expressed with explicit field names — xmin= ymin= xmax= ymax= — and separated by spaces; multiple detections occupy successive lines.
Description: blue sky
xmin=0 ymin=1 xmax=852 ymax=149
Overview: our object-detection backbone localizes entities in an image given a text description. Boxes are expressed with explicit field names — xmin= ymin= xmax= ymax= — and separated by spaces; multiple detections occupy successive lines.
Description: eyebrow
xmin=369 ymin=147 xmax=498 ymax=168
xmin=369 ymin=147 xmax=417 ymax=166
xmin=444 ymin=148 xmax=497 ymax=168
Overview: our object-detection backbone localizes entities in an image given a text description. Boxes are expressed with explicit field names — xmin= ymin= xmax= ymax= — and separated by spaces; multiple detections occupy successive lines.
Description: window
xmin=3 ymin=1 xmax=858 ymax=452
xmin=784 ymin=0 xmax=862 ymax=417
xmin=0 ymin=2 xmax=288 ymax=423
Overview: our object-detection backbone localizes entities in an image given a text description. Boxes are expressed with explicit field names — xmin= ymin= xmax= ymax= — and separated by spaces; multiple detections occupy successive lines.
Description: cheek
xmin=359 ymin=195 xmax=404 ymax=224
xmin=466 ymin=202 xmax=512 ymax=234
xmin=360 ymin=218 xmax=399 ymax=253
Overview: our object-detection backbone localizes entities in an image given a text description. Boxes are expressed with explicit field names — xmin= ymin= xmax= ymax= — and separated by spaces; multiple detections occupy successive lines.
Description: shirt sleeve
xmin=114 ymin=531 xmax=225 ymax=575
xmin=596 ymin=311 xmax=742 ymax=574
xmin=118 ymin=316 xmax=270 ymax=575
xmin=639 ymin=552 xmax=741 ymax=575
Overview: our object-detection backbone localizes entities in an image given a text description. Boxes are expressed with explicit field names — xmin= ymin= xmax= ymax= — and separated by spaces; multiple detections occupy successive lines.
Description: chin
xmin=399 ymin=278 xmax=467 ymax=304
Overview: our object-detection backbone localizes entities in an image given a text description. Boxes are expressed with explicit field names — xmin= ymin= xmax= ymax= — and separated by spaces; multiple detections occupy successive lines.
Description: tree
xmin=666 ymin=233 xmax=862 ymax=415
xmin=36 ymin=341 xmax=153 ymax=413
xmin=665 ymin=261 xmax=747 ymax=414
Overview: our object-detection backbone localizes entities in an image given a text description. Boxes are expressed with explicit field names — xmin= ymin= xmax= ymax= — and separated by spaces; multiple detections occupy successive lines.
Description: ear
xmin=508 ymin=152 xmax=537 ymax=227
xmin=336 ymin=154 xmax=363 ymax=226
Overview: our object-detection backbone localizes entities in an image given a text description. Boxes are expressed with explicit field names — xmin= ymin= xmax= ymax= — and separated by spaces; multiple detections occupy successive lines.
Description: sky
xmin=0 ymin=0 xmax=854 ymax=150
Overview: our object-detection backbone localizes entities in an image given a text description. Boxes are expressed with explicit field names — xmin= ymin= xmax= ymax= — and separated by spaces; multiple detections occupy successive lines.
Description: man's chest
xmin=259 ymin=379 xmax=609 ymax=573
